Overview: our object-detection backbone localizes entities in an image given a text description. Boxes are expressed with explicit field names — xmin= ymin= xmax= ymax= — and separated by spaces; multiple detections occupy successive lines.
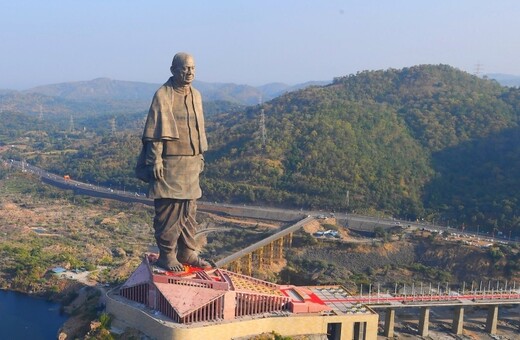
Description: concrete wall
xmin=107 ymin=296 xmax=176 ymax=340
xmin=107 ymin=293 xmax=378 ymax=340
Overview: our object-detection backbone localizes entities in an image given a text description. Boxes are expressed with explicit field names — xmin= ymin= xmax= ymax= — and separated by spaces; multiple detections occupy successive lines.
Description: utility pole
xmin=38 ymin=104 xmax=43 ymax=121
xmin=110 ymin=117 xmax=117 ymax=135
xmin=69 ymin=115 xmax=75 ymax=132
xmin=474 ymin=62 xmax=483 ymax=77
xmin=259 ymin=97 xmax=266 ymax=148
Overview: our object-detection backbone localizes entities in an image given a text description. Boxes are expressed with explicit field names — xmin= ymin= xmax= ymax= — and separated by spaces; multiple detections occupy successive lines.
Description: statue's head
xmin=170 ymin=52 xmax=195 ymax=86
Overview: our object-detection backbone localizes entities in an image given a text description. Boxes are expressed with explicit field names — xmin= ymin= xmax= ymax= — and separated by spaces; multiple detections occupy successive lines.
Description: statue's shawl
xmin=142 ymin=77 xmax=207 ymax=152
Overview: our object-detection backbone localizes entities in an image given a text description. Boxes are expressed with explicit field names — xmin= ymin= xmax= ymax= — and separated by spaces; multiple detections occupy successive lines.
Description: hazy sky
xmin=2 ymin=1 xmax=520 ymax=89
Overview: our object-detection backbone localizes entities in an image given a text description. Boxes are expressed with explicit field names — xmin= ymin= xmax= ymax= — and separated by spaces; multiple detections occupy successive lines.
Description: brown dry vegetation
xmin=0 ymin=173 xmax=153 ymax=292
xmin=279 ymin=219 xmax=519 ymax=293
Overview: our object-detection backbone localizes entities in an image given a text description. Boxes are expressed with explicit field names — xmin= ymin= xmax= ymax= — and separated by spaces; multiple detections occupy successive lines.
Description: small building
xmin=50 ymin=267 xmax=67 ymax=275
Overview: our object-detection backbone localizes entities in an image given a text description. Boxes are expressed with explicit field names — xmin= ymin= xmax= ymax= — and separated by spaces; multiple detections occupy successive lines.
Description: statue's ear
xmin=170 ymin=65 xmax=175 ymax=75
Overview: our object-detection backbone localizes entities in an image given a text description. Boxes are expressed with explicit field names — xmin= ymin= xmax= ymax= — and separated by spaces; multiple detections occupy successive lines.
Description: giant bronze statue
xmin=137 ymin=52 xmax=211 ymax=272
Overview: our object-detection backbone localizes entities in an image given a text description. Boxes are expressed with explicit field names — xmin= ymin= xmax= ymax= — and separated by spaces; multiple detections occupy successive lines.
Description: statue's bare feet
xmin=178 ymin=251 xmax=213 ymax=269
xmin=155 ymin=257 xmax=185 ymax=272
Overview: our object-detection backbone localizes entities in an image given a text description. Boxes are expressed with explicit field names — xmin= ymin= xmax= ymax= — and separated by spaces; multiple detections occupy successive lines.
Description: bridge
xmin=215 ymin=215 xmax=318 ymax=275
xmin=359 ymin=289 xmax=519 ymax=337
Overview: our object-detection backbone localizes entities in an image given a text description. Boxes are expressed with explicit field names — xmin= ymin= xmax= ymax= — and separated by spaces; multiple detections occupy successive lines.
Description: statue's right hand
xmin=153 ymin=162 xmax=164 ymax=180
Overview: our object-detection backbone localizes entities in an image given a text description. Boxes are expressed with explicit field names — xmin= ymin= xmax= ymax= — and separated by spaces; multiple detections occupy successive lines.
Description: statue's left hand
xmin=153 ymin=162 xmax=164 ymax=180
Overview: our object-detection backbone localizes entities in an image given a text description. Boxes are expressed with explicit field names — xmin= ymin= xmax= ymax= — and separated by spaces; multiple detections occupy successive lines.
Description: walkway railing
xmin=342 ymin=290 xmax=520 ymax=306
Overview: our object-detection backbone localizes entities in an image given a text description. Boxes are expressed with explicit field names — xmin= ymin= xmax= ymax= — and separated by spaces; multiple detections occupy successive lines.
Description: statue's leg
xmin=177 ymin=200 xmax=212 ymax=268
xmin=153 ymin=198 xmax=184 ymax=272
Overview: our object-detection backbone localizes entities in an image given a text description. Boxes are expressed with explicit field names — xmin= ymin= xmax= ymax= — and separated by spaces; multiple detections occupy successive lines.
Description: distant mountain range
xmin=2 ymin=73 xmax=516 ymax=118
xmin=486 ymin=73 xmax=520 ymax=87
xmin=0 ymin=78 xmax=329 ymax=117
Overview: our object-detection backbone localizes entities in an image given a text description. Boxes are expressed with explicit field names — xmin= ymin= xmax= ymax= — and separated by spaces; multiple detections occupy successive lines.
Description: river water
xmin=0 ymin=289 xmax=69 ymax=340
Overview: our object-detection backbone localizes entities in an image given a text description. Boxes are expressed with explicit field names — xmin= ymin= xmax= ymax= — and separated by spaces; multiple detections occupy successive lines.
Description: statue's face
xmin=172 ymin=56 xmax=195 ymax=85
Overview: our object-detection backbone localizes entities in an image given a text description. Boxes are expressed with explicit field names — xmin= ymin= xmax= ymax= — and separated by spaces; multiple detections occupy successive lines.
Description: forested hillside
xmin=1 ymin=65 xmax=519 ymax=237
xmin=204 ymin=65 xmax=520 ymax=235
